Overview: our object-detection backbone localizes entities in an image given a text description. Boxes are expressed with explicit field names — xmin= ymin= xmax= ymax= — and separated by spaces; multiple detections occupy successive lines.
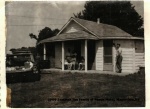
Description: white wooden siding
xmin=62 ymin=20 xmax=84 ymax=33
xmin=135 ymin=53 xmax=145 ymax=72
xmin=134 ymin=40 xmax=145 ymax=72
xmin=96 ymin=40 xmax=103 ymax=70
xmin=113 ymin=40 xmax=134 ymax=73
xmin=55 ymin=43 xmax=62 ymax=68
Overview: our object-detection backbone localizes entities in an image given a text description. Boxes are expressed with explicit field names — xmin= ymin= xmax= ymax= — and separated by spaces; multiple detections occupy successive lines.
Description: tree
xmin=29 ymin=27 xmax=60 ymax=56
xmin=29 ymin=27 xmax=60 ymax=42
xmin=74 ymin=1 xmax=144 ymax=37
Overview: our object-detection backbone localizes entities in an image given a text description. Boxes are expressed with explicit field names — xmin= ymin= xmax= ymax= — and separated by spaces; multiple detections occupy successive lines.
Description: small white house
xmin=38 ymin=17 xmax=144 ymax=73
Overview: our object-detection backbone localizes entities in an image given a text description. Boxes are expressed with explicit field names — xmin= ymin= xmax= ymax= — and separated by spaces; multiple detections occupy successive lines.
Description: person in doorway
xmin=71 ymin=50 xmax=77 ymax=70
xmin=65 ymin=48 xmax=73 ymax=70
xmin=114 ymin=43 xmax=123 ymax=73
xmin=66 ymin=48 xmax=72 ymax=63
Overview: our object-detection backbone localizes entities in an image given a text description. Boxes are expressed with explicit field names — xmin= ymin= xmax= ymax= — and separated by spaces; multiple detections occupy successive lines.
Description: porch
xmin=38 ymin=30 xmax=100 ymax=71
xmin=40 ymin=39 xmax=118 ymax=72
xmin=43 ymin=39 xmax=95 ymax=71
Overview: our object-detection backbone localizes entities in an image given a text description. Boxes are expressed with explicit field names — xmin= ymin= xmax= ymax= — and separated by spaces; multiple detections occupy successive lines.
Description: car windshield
xmin=6 ymin=54 xmax=34 ymax=67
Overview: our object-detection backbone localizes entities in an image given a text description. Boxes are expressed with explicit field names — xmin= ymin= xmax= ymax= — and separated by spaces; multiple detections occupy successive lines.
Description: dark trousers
xmin=116 ymin=55 xmax=123 ymax=72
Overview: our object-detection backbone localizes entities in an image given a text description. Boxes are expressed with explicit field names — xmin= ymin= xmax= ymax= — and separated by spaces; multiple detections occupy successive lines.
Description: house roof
xmin=72 ymin=17 xmax=132 ymax=37
xmin=38 ymin=17 xmax=143 ymax=44
xmin=38 ymin=31 xmax=98 ymax=44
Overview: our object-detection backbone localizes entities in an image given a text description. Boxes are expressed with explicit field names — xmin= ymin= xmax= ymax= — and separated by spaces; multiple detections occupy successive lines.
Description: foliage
xmin=29 ymin=27 xmax=60 ymax=56
xmin=74 ymin=1 xmax=144 ymax=37
xmin=29 ymin=27 xmax=59 ymax=42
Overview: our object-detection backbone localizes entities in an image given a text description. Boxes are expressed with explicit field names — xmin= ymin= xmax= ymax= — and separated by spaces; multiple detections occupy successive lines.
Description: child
xmin=78 ymin=56 xmax=85 ymax=70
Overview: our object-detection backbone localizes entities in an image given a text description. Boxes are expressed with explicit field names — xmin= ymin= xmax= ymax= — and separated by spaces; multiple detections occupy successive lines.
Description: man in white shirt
xmin=114 ymin=43 xmax=123 ymax=73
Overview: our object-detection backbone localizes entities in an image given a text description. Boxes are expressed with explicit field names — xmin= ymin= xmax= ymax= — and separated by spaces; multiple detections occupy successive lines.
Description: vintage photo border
xmin=0 ymin=0 xmax=150 ymax=108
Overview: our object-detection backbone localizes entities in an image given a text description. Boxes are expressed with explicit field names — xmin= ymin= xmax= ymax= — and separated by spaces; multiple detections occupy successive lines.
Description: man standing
xmin=114 ymin=43 xmax=123 ymax=73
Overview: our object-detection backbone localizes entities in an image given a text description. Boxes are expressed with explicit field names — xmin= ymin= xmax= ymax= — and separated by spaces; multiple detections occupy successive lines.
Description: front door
xmin=103 ymin=40 xmax=113 ymax=71
xmin=88 ymin=40 xmax=96 ymax=70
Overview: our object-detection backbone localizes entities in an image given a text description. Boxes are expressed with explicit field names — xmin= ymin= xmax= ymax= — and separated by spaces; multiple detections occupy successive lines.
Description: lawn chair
xmin=59 ymin=58 xmax=72 ymax=70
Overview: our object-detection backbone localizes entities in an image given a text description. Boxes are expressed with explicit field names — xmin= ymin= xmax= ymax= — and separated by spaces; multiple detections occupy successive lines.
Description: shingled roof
xmin=38 ymin=31 xmax=98 ymax=44
xmin=38 ymin=17 xmax=143 ymax=44
xmin=72 ymin=17 xmax=132 ymax=37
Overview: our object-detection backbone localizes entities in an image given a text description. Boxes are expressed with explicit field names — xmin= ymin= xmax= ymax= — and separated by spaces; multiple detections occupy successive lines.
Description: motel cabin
xmin=38 ymin=17 xmax=144 ymax=74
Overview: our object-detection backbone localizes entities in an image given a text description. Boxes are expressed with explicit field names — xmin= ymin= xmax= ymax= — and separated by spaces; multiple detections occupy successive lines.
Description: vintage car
xmin=6 ymin=53 xmax=41 ymax=83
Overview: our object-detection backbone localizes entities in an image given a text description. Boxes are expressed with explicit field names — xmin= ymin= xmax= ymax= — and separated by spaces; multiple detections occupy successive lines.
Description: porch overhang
xmin=38 ymin=31 xmax=144 ymax=45
xmin=38 ymin=31 xmax=98 ymax=44
xmin=98 ymin=36 xmax=144 ymax=40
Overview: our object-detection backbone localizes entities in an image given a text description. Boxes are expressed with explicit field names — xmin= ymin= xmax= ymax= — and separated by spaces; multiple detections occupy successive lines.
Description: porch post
xmin=43 ymin=43 xmax=46 ymax=60
xmin=62 ymin=42 xmax=64 ymax=71
xmin=85 ymin=40 xmax=88 ymax=72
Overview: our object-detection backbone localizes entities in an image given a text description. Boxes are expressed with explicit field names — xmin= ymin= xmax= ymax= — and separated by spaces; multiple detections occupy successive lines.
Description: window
xmin=135 ymin=40 xmax=144 ymax=53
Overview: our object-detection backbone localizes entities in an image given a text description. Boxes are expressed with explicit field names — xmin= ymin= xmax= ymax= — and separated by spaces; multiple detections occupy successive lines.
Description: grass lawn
xmin=7 ymin=71 xmax=145 ymax=108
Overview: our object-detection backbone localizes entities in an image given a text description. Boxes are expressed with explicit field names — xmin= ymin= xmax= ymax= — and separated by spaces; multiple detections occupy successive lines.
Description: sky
xmin=5 ymin=1 xmax=144 ymax=53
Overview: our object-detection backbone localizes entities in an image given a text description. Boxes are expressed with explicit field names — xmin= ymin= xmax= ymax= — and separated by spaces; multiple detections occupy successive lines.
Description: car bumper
xmin=6 ymin=70 xmax=41 ymax=84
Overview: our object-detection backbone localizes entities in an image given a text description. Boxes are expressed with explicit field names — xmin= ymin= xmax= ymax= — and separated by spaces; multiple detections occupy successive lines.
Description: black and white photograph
xmin=5 ymin=0 xmax=145 ymax=108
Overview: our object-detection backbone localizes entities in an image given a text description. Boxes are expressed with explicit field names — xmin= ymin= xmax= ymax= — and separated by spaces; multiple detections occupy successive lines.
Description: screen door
xmin=103 ymin=40 xmax=113 ymax=71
